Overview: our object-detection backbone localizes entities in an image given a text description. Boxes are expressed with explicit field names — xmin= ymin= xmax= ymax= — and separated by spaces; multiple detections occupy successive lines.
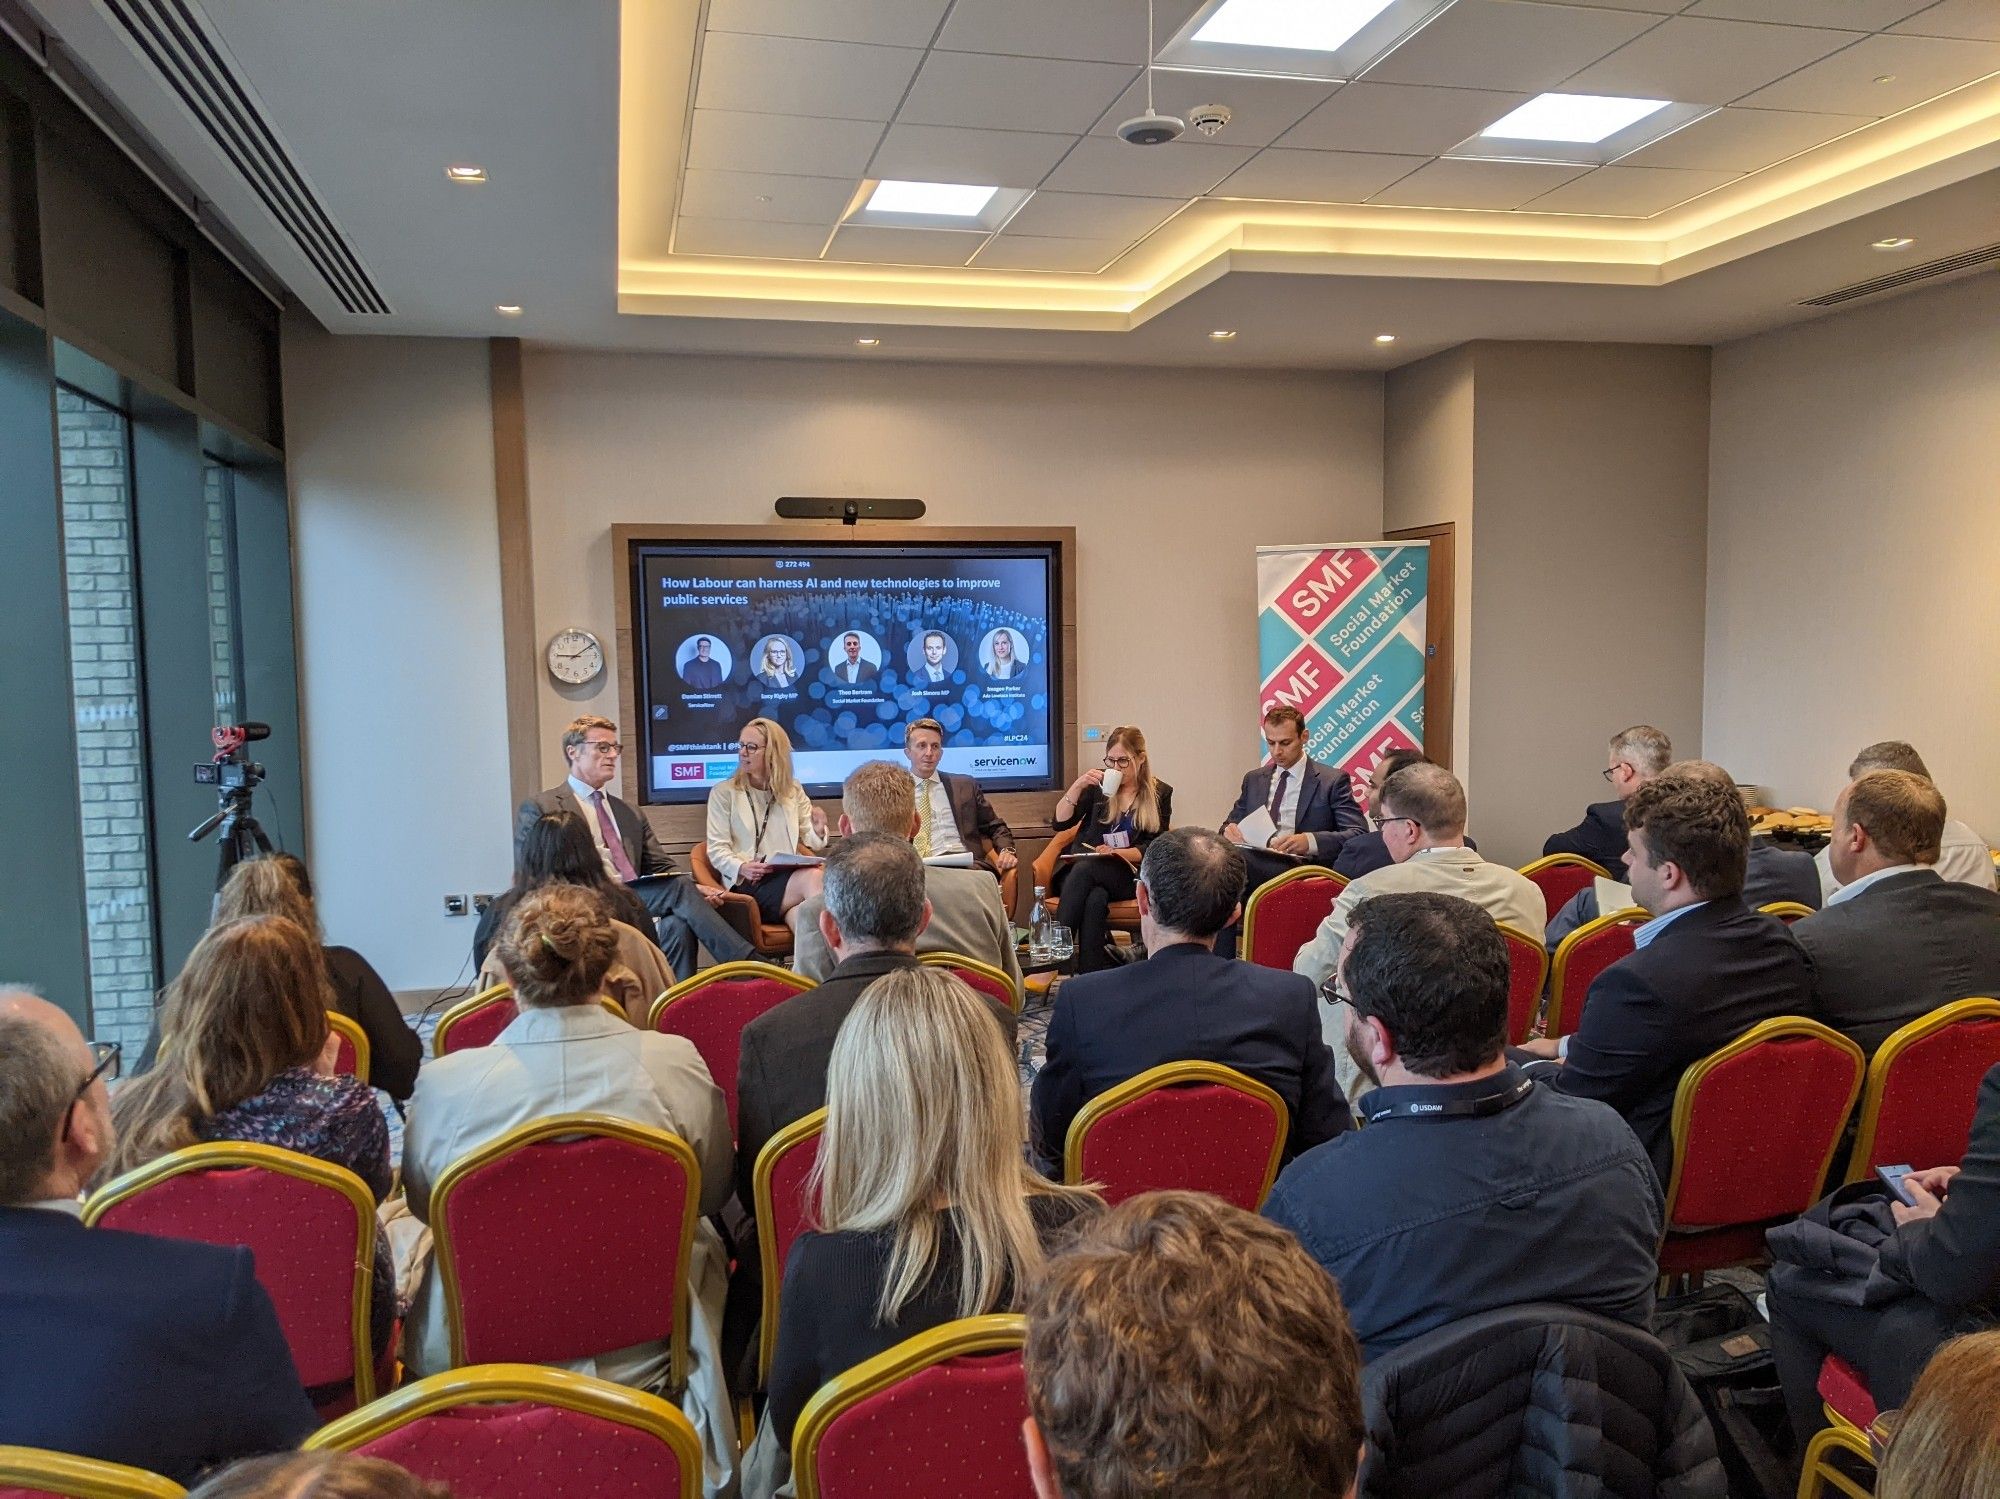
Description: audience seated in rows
xmin=1874 ymin=1329 xmax=2000 ymax=1499
xmin=1542 ymin=724 xmax=1672 ymax=879
xmin=1327 ymin=747 xmax=1431 ymax=882
xmin=1768 ymin=1059 xmax=2000 ymax=1446
xmin=751 ymin=966 xmax=1099 ymax=1495
xmin=401 ymin=885 xmax=735 ymax=1483
xmin=1521 ymin=761 xmax=1814 ymax=1183
xmin=475 ymin=807 xmax=658 ymax=971
xmin=1265 ymin=893 xmax=1662 ymax=1361
xmin=1294 ymin=763 xmax=1543 ymax=1092
xmin=1024 ymin=1191 xmax=1364 ymax=1499
xmin=789 ymin=759 xmax=1020 ymax=992
xmin=1544 ymin=818 xmax=1820 ymax=951
xmin=188 ymin=1453 xmax=451 ymax=1499
xmin=1030 ymin=827 xmax=1351 ymax=1173
xmin=1817 ymin=740 xmax=1995 ymax=897
xmin=0 ymin=989 xmax=314 ymax=1480
xmin=1797 ymin=768 xmax=2000 ymax=1055
xmin=104 ymin=913 xmax=397 ymax=1360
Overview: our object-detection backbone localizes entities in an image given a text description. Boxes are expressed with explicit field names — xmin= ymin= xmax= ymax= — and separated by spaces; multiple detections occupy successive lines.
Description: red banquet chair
xmin=1759 ymin=901 xmax=1816 ymax=924
xmin=433 ymin=984 xmax=516 ymax=1055
xmin=83 ymin=1143 xmax=390 ymax=1418
xmin=918 ymin=951 xmax=1022 ymax=1014
xmin=1797 ymin=1355 xmax=1879 ymax=1499
xmin=1239 ymin=865 xmax=1346 ymax=971
xmin=1545 ymin=907 xmax=1648 ymax=1040
xmin=429 ymin=1115 xmax=701 ymax=1384
xmin=1063 ymin=1061 xmax=1288 ymax=1212
xmin=0 ymin=1447 xmax=184 ymax=1499
xmin=1517 ymin=854 xmax=1612 ymax=924
xmin=792 ymin=1316 xmax=1033 ymax=1499
xmin=753 ymin=1109 xmax=826 ymax=1384
xmin=649 ymin=961 xmax=813 ymax=1134
xmin=307 ymin=1364 xmax=701 ymax=1499
xmin=1658 ymin=1018 xmax=1865 ymax=1279
xmin=1844 ymin=998 xmax=2000 ymax=1181
xmin=1496 ymin=922 xmax=1548 ymax=1046
xmin=325 ymin=1011 xmax=370 ymax=1086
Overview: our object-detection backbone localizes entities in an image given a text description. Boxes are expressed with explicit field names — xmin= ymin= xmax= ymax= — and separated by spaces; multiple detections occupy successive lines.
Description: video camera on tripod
xmin=189 ymin=721 xmax=273 ymax=887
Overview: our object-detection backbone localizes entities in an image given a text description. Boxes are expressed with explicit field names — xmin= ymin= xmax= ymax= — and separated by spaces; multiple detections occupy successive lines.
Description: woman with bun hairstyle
xmin=1050 ymin=724 xmax=1173 ymax=972
xmin=400 ymin=885 xmax=736 ymax=1487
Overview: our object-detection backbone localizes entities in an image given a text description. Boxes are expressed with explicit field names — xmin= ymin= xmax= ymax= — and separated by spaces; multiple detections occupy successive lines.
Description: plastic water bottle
xmin=1029 ymin=886 xmax=1053 ymax=964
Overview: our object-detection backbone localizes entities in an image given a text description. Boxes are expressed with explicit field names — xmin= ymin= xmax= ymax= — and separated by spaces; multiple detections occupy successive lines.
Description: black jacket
xmin=0 ymin=1207 xmax=316 ymax=1483
xmin=1054 ymin=780 xmax=1174 ymax=851
xmin=1796 ymin=869 xmax=2000 ymax=1055
xmin=1221 ymin=759 xmax=1366 ymax=862
xmin=1360 ymin=1303 xmax=1724 ymax=1499
xmin=1547 ymin=895 xmax=1814 ymax=1184
xmin=1029 ymin=943 xmax=1352 ymax=1172
xmin=516 ymin=782 xmax=679 ymax=878
xmin=1544 ymin=799 xmax=1630 ymax=877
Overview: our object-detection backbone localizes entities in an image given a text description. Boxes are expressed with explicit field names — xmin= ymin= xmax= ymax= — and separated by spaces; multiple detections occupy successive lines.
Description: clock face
xmin=547 ymin=628 xmax=604 ymax=685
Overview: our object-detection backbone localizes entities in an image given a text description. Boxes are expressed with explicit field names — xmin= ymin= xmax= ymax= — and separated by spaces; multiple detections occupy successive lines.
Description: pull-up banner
xmin=1256 ymin=543 xmax=1429 ymax=802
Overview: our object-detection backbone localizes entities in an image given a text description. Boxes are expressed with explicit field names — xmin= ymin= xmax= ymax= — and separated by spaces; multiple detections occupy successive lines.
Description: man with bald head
xmin=0 ymin=988 xmax=315 ymax=1481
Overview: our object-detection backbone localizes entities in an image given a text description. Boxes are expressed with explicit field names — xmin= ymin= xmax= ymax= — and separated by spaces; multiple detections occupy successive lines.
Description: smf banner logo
xmin=1257 ymin=544 xmax=1429 ymax=802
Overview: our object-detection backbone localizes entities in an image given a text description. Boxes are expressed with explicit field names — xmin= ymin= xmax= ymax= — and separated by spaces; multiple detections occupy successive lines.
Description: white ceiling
xmin=25 ymin=0 xmax=2000 ymax=369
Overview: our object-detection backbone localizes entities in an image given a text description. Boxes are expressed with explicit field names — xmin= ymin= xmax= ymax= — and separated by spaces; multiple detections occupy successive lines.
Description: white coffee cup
xmin=1098 ymin=767 xmax=1123 ymax=802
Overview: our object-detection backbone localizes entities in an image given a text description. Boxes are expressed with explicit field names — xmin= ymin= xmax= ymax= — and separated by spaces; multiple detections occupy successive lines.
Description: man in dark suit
xmin=1328 ymin=747 xmax=1432 ymax=882
xmin=830 ymin=631 xmax=877 ymax=685
xmin=1519 ymin=763 xmax=1813 ymax=1185
xmin=517 ymin=715 xmax=753 ymax=979
xmin=1544 ymin=825 xmax=1823 ymax=949
xmin=1797 ymin=769 xmax=2000 ymax=1055
xmin=1543 ymin=724 xmax=1673 ymax=879
xmin=0 ymin=991 xmax=316 ymax=1482
xmin=680 ymin=635 xmax=722 ymax=689
xmin=1031 ymin=828 xmax=1352 ymax=1173
xmin=1215 ymin=706 xmax=1366 ymax=958
xmin=904 ymin=717 xmax=1016 ymax=877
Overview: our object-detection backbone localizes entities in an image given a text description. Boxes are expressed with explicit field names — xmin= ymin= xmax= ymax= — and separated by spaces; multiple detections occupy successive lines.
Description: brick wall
xmin=58 ymin=389 xmax=158 ymax=1052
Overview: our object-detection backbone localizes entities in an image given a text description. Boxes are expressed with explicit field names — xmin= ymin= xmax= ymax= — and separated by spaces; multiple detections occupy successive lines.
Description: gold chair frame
xmin=752 ymin=1107 xmax=828 ymax=1384
xmin=1063 ymin=1060 xmax=1289 ymax=1210
xmin=645 ymin=960 xmax=813 ymax=1031
xmin=0 ymin=1447 xmax=185 ymax=1499
xmin=918 ymin=950 xmax=1023 ymax=1014
xmin=1544 ymin=906 xmax=1649 ymax=1039
xmin=1238 ymin=863 xmax=1346 ymax=968
xmin=1843 ymin=996 xmax=2000 ymax=1182
xmin=325 ymin=1010 xmax=370 ymax=1085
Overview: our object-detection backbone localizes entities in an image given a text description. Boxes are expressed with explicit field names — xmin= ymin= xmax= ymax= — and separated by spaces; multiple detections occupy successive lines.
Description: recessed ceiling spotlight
xmin=1873 ymin=74 xmax=1897 ymax=84
xmin=495 ymin=304 xmax=523 ymax=316
xmin=1209 ymin=328 xmax=1237 ymax=341
xmin=865 ymin=180 xmax=997 ymax=217
xmin=856 ymin=337 xmax=882 ymax=347
xmin=1194 ymin=0 xmax=1399 ymax=54
xmin=445 ymin=164 xmax=487 ymax=183
xmin=1481 ymin=92 xmax=1671 ymax=145
xmin=1871 ymin=236 xmax=1915 ymax=251
xmin=1373 ymin=333 xmax=1397 ymax=344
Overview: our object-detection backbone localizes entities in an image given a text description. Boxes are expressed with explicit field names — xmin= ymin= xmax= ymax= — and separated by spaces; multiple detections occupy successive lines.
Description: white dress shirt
xmin=1267 ymin=762 xmax=1306 ymax=838
xmin=1824 ymin=862 xmax=1925 ymax=908
xmin=915 ymin=775 xmax=966 ymax=857
xmin=568 ymin=775 xmax=625 ymax=882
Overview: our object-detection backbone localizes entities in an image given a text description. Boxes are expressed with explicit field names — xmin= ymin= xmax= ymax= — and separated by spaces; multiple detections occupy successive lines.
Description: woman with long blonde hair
xmin=1050 ymin=723 xmax=1174 ymax=972
xmin=763 ymin=965 xmax=1099 ymax=1453
xmin=704 ymin=715 xmax=828 ymax=920
xmin=1877 ymin=1330 xmax=2000 ymax=1499
xmin=103 ymin=913 xmax=396 ymax=1361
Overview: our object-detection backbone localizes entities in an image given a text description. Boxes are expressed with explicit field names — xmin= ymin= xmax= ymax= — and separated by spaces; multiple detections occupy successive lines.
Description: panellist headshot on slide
xmin=752 ymin=634 xmax=805 ymax=691
xmin=979 ymin=627 xmax=1029 ymax=680
xmin=675 ymin=634 xmax=731 ymax=689
xmin=905 ymin=628 xmax=959 ymax=683
xmin=825 ymin=628 xmax=882 ymax=685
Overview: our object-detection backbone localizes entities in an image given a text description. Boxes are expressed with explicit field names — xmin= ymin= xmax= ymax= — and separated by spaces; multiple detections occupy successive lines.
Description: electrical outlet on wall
xmin=471 ymin=893 xmax=497 ymax=914
xmin=1081 ymin=725 xmax=1111 ymax=747
xmin=443 ymin=894 xmax=469 ymax=917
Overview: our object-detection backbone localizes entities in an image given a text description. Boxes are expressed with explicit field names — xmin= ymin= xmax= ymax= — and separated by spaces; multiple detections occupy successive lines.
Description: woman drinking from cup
xmin=1049 ymin=725 xmax=1172 ymax=972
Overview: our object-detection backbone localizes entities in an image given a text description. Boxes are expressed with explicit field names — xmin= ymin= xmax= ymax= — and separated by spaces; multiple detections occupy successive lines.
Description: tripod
xmin=188 ymin=784 xmax=273 ymax=891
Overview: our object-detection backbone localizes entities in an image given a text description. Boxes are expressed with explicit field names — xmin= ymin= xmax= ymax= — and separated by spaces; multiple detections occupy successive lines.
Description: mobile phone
xmin=1877 ymin=1164 xmax=1917 ymax=1206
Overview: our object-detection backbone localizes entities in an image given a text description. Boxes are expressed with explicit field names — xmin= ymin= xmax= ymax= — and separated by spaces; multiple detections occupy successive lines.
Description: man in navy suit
xmin=1543 ymin=725 xmax=1672 ymax=879
xmin=0 ymin=990 xmax=315 ymax=1482
xmin=1519 ymin=763 xmax=1814 ymax=1185
xmin=1215 ymin=706 xmax=1367 ymax=958
xmin=1544 ymin=825 xmax=1822 ymax=949
xmin=1030 ymin=827 xmax=1352 ymax=1173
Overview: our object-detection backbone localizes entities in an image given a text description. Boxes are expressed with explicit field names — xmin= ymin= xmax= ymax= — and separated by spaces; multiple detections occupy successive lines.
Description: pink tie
xmin=593 ymin=791 xmax=639 ymax=883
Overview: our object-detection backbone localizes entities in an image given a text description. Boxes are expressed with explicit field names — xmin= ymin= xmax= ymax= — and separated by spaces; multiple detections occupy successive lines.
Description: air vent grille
xmin=99 ymin=0 xmax=389 ymax=315
xmin=1799 ymin=243 xmax=2000 ymax=309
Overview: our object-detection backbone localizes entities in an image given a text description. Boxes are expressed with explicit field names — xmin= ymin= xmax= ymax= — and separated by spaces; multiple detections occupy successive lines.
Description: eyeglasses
xmin=584 ymin=741 xmax=622 ymax=756
xmin=1103 ymin=755 xmax=1135 ymax=770
xmin=1378 ymin=816 xmax=1420 ymax=833
xmin=1600 ymin=766 xmax=1618 ymax=781
xmin=59 ymin=1040 xmax=121 ymax=1142
xmin=737 ymin=743 xmax=765 ymax=755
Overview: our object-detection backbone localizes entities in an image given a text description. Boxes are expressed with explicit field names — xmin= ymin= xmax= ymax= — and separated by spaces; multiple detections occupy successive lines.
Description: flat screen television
xmin=628 ymin=537 xmax=1064 ymax=805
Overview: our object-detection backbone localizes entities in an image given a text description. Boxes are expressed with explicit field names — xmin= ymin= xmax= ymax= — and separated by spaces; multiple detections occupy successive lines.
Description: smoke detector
xmin=1189 ymin=104 xmax=1231 ymax=137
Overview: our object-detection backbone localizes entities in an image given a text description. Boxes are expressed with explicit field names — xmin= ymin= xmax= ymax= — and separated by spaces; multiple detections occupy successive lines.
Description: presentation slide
xmin=631 ymin=541 xmax=1060 ymax=804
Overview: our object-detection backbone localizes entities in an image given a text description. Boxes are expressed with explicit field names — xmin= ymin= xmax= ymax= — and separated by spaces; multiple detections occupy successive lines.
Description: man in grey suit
xmin=1798 ymin=769 xmax=2000 ymax=1055
xmin=790 ymin=760 xmax=1021 ymax=992
xmin=516 ymin=715 xmax=753 ymax=980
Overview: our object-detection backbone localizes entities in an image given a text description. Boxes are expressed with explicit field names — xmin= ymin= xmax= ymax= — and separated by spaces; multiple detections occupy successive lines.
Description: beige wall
xmin=286 ymin=325 xmax=515 ymax=987
xmin=518 ymin=351 xmax=1384 ymax=834
xmin=1705 ymin=271 xmax=2000 ymax=834
xmin=1468 ymin=342 xmax=1711 ymax=867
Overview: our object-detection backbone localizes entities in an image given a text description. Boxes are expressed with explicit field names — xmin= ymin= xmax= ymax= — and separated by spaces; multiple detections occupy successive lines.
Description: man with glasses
xmin=1542 ymin=724 xmax=1672 ymax=880
xmin=1292 ymin=763 xmax=1543 ymax=1096
xmin=0 ymin=988 xmax=316 ymax=1480
xmin=518 ymin=715 xmax=753 ymax=979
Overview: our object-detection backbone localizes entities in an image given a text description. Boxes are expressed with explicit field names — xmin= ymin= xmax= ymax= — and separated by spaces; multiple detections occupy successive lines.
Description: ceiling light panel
xmin=845 ymin=180 xmax=1030 ymax=232
xmin=1157 ymin=0 xmax=1459 ymax=83
xmin=1448 ymin=92 xmax=1713 ymax=165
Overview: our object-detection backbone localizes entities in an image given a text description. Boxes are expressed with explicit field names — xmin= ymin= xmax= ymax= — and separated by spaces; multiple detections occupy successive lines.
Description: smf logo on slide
xmin=669 ymin=761 xmax=706 ymax=782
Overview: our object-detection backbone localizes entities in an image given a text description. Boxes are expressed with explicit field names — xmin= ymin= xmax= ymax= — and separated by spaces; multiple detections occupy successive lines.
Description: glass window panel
xmin=203 ymin=458 xmax=242 ymax=724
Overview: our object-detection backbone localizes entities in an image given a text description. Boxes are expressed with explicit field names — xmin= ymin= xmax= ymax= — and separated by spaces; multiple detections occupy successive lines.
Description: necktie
xmin=593 ymin=791 xmax=640 ymax=883
xmin=915 ymin=781 xmax=934 ymax=857
xmin=1268 ymin=768 xmax=1290 ymax=827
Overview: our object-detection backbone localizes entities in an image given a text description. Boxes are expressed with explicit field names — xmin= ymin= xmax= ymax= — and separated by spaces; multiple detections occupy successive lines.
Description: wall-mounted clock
xmin=546 ymin=627 xmax=604 ymax=685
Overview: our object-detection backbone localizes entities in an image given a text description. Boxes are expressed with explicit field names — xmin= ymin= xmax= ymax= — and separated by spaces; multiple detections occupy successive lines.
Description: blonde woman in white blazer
xmin=706 ymin=716 xmax=829 ymax=922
